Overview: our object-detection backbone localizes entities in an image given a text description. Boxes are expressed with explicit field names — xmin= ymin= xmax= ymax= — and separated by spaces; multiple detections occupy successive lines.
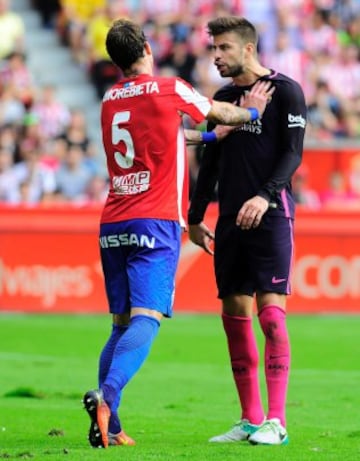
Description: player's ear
xmin=244 ymin=41 xmax=256 ymax=56
xmin=144 ymin=41 xmax=152 ymax=56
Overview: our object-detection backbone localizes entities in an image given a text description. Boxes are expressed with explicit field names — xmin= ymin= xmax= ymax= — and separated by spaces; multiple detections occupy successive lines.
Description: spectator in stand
xmin=75 ymin=174 xmax=108 ymax=205
xmin=333 ymin=0 xmax=360 ymax=25
xmin=240 ymin=0 xmax=277 ymax=54
xmin=317 ymin=43 xmax=360 ymax=105
xmin=57 ymin=108 xmax=97 ymax=156
xmin=306 ymin=79 xmax=344 ymax=140
xmin=301 ymin=7 xmax=339 ymax=58
xmin=0 ymin=0 xmax=25 ymax=60
xmin=56 ymin=0 xmax=105 ymax=63
xmin=31 ymin=0 xmax=61 ymax=29
xmin=328 ymin=43 xmax=360 ymax=138
xmin=55 ymin=143 xmax=94 ymax=200
xmin=273 ymin=0 xmax=308 ymax=48
xmin=141 ymin=0 xmax=186 ymax=26
xmin=14 ymin=112 xmax=45 ymax=162
xmin=41 ymin=136 xmax=67 ymax=171
xmin=320 ymin=169 xmax=359 ymax=209
xmin=261 ymin=29 xmax=308 ymax=91
xmin=292 ymin=165 xmax=321 ymax=210
xmin=0 ymin=85 xmax=26 ymax=127
xmin=30 ymin=115 xmax=93 ymax=175
xmin=142 ymin=21 xmax=173 ymax=64
xmin=10 ymin=140 xmax=57 ymax=204
xmin=0 ymin=51 xmax=35 ymax=109
xmin=337 ymin=14 xmax=360 ymax=48
xmin=306 ymin=41 xmax=360 ymax=139
xmin=157 ymin=39 xmax=197 ymax=86
xmin=31 ymin=84 xmax=71 ymax=140
xmin=0 ymin=146 xmax=17 ymax=201
xmin=0 ymin=123 xmax=18 ymax=156
xmin=84 ymin=1 xmax=125 ymax=99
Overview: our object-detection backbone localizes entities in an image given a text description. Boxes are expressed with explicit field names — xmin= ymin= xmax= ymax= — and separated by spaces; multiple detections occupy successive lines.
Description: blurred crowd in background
xmin=0 ymin=0 xmax=359 ymax=208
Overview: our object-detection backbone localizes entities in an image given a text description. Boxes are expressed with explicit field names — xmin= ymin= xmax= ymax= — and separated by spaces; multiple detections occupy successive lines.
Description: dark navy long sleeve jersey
xmin=188 ymin=70 xmax=307 ymax=224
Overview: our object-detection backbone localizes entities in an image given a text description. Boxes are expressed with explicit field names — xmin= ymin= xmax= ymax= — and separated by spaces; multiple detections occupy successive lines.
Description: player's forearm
xmin=208 ymin=101 xmax=258 ymax=125
xmin=188 ymin=145 xmax=219 ymax=224
xmin=260 ymin=151 xmax=303 ymax=199
xmin=185 ymin=129 xmax=218 ymax=145
xmin=184 ymin=129 xmax=202 ymax=145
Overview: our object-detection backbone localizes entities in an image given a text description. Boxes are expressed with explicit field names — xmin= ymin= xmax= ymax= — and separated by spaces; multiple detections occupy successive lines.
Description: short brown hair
xmin=106 ymin=19 xmax=147 ymax=71
xmin=207 ymin=16 xmax=258 ymax=46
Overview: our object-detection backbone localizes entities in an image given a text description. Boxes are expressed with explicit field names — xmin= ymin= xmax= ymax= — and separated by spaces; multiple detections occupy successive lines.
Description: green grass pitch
xmin=0 ymin=313 xmax=359 ymax=460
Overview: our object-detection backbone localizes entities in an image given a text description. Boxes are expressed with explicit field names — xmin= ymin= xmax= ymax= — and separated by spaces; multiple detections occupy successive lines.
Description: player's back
xmin=100 ymin=74 xmax=211 ymax=226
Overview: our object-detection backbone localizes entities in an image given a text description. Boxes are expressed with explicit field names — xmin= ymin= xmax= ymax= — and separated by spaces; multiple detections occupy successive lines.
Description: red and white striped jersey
xmin=100 ymin=74 xmax=212 ymax=227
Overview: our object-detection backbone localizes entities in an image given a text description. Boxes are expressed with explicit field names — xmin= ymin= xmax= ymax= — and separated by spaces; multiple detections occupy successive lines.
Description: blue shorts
xmin=214 ymin=214 xmax=294 ymax=298
xmin=99 ymin=219 xmax=181 ymax=317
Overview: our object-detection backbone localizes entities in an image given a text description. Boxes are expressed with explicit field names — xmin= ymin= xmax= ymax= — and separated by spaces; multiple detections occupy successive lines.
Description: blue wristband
xmin=201 ymin=131 xmax=217 ymax=143
xmin=247 ymin=107 xmax=259 ymax=121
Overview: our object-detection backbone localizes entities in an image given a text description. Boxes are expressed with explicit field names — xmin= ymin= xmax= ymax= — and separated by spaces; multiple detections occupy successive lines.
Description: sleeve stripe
xmin=175 ymin=79 xmax=212 ymax=117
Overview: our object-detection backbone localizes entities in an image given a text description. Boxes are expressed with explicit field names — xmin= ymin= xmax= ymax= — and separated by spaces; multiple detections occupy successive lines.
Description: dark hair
xmin=207 ymin=16 xmax=258 ymax=46
xmin=106 ymin=19 xmax=147 ymax=71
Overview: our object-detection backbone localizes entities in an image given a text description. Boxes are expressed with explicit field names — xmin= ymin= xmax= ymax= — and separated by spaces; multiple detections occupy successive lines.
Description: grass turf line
xmin=0 ymin=313 xmax=359 ymax=460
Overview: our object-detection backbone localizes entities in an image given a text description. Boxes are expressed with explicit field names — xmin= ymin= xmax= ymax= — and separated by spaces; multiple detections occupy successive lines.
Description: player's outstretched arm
xmin=184 ymin=81 xmax=274 ymax=145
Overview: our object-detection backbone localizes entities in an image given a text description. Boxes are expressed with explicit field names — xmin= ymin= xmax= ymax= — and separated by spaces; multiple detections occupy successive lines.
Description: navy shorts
xmin=99 ymin=219 xmax=181 ymax=317
xmin=214 ymin=214 xmax=294 ymax=299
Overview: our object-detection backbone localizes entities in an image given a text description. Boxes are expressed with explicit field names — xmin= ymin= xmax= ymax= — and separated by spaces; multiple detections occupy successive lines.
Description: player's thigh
xmin=100 ymin=222 xmax=130 ymax=314
xmin=127 ymin=219 xmax=181 ymax=318
xmin=252 ymin=215 xmax=294 ymax=294
xmin=214 ymin=216 xmax=253 ymax=298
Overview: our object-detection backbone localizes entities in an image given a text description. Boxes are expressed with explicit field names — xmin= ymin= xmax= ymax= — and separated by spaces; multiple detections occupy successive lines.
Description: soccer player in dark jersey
xmin=188 ymin=16 xmax=307 ymax=445
xmin=81 ymin=18 xmax=274 ymax=449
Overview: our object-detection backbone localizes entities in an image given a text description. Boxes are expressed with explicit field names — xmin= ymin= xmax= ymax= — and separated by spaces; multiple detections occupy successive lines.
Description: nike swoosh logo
xmin=269 ymin=354 xmax=288 ymax=360
xmin=272 ymin=276 xmax=286 ymax=284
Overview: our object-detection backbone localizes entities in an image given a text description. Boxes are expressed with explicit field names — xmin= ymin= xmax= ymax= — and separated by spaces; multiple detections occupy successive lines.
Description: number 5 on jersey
xmin=112 ymin=111 xmax=135 ymax=169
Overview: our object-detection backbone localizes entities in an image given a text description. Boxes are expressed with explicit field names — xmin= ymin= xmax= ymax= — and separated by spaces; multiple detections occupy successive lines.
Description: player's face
xmin=211 ymin=32 xmax=246 ymax=78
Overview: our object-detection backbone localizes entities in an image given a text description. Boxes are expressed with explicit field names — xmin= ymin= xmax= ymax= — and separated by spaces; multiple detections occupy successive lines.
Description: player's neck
xmin=232 ymin=61 xmax=271 ymax=86
xmin=124 ymin=68 xmax=153 ymax=79
xmin=123 ymin=56 xmax=153 ymax=78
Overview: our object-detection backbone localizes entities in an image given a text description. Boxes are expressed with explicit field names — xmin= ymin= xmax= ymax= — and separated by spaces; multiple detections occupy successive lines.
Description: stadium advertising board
xmin=0 ymin=204 xmax=359 ymax=314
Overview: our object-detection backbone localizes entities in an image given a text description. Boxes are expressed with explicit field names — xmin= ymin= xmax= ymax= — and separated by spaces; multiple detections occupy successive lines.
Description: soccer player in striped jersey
xmin=82 ymin=18 xmax=274 ymax=449
xmin=188 ymin=16 xmax=307 ymax=446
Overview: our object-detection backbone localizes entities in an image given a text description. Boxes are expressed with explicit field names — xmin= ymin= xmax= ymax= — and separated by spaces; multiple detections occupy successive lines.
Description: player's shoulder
xmin=263 ymin=70 xmax=304 ymax=96
xmin=156 ymin=75 xmax=189 ymax=86
xmin=156 ymin=75 xmax=200 ymax=95
xmin=262 ymin=70 xmax=306 ymax=109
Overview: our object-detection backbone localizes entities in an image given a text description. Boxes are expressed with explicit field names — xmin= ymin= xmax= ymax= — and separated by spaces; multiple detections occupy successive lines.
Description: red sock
xmin=222 ymin=313 xmax=264 ymax=424
xmin=258 ymin=305 xmax=290 ymax=427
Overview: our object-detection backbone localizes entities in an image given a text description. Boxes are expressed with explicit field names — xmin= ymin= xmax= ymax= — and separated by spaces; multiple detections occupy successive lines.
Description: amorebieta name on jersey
xmin=103 ymin=81 xmax=160 ymax=101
